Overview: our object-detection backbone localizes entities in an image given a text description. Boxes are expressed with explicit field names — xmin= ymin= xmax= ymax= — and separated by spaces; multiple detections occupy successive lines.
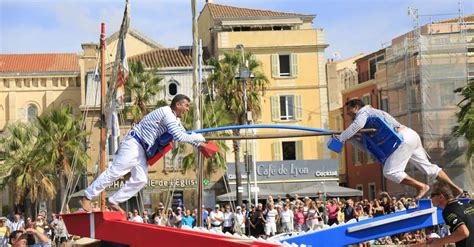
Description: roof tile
xmin=206 ymin=3 xmax=302 ymax=19
xmin=128 ymin=48 xmax=193 ymax=68
xmin=0 ymin=53 xmax=80 ymax=73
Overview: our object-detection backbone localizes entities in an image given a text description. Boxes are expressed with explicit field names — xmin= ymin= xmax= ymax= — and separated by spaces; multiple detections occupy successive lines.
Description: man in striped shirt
xmin=339 ymin=99 xmax=462 ymax=199
xmin=81 ymin=94 xmax=206 ymax=212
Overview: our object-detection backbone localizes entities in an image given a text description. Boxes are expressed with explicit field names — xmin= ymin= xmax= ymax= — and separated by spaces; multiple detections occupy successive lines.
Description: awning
xmin=291 ymin=184 xmax=363 ymax=197
xmin=217 ymin=188 xmax=286 ymax=202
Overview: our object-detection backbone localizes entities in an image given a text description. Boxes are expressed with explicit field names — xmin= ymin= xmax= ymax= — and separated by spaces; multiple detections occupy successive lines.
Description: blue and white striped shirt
xmin=340 ymin=105 xmax=404 ymax=142
xmin=131 ymin=106 xmax=201 ymax=151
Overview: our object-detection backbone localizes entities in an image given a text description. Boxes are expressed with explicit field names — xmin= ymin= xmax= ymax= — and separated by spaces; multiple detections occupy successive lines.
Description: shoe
xmin=80 ymin=197 xmax=92 ymax=212
xmin=106 ymin=200 xmax=125 ymax=214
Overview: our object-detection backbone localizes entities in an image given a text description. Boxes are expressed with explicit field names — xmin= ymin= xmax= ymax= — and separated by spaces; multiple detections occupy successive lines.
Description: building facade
xmin=198 ymin=2 xmax=336 ymax=197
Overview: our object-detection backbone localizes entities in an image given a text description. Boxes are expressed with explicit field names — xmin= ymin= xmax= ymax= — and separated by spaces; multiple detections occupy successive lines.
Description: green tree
xmin=0 ymin=122 xmax=56 ymax=217
xmin=453 ymin=80 xmax=474 ymax=161
xmin=207 ymin=51 xmax=269 ymax=205
xmin=125 ymin=61 xmax=164 ymax=123
xmin=176 ymin=99 xmax=232 ymax=174
xmin=36 ymin=106 xmax=89 ymax=212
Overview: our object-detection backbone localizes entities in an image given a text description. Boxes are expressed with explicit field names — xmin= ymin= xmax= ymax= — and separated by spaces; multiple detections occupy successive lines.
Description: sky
xmin=1 ymin=0 xmax=473 ymax=60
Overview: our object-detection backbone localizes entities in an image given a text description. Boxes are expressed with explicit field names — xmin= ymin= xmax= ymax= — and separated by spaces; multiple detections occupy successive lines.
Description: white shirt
xmin=131 ymin=215 xmax=144 ymax=223
xmin=223 ymin=212 xmax=233 ymax=227
xmin=10 ymin=220 xmax=24 ymax=231
xmin=132 ymin=106 xmax=202 ymax=150
xmin=210 ymin=211 xmax=224 ymax=225
xmin=265 ymin=209 xmax=278 ymax=224
xmin=234 ymin=213 xmax=245 ymax=228
xmin=340 ymin=105 xmax=403 ymax=142
xmin=280 ymin=209 xmax=293 ymax=223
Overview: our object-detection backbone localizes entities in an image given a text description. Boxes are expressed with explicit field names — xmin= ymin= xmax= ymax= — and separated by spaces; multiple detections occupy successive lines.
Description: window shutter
xmin=291 ymin=53 xmax=298 ymax=77
xmin=296 ymin=140 xmax=303 ymax=160
xmin=295 ymin=95 xmax=302 ymax=120
xmin=271 ymin=95 xmax=280 ymax=122
xmin=272 ymin=141 xmax=282 ymax=161
xmin=271 ymin=54 xmax=279 ymax=78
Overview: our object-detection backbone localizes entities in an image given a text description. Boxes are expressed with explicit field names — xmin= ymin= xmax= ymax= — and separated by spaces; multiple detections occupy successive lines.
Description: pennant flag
xmin=116 ymin=38 xmax=129 ymax=106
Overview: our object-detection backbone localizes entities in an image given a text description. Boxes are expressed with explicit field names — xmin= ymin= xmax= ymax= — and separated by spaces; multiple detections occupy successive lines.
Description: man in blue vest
xmin=339 ymin=99 xmax=462 ymax=199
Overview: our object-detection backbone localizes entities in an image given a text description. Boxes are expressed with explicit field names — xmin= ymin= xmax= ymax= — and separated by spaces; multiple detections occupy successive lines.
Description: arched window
xmin=27 ymin=104 xmax=38 ymax=122
xmin=168 ymin=82 xmax=178 ymax=96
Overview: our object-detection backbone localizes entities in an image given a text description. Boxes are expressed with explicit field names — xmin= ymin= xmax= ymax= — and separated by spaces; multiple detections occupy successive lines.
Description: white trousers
xmin=84 ymin=135 xmax=148 ymax=205
xmin=383 ymin=128 xmax=441 ymax=184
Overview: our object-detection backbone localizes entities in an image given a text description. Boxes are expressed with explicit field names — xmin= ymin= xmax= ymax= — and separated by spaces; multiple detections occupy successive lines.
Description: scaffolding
xmin=383 ymin=12 xmax=473 ymax=193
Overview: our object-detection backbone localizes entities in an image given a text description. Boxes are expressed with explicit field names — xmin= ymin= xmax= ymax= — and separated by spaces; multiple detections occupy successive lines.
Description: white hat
xmin=236 ymin=206 xmax=241 ymax=210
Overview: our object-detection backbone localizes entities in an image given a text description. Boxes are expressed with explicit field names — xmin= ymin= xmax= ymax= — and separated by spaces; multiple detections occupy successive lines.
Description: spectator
xmin=294 ymin=205 xmax=305 ymax=232
xmin=142 ymin=210 xmax=150 ymax=224
xmin=426 ymin=181 xmax=474 ymax=247
xmin=326 ymin=199 xmax=339 ymax=226
xmin=233 ymin=206 xmax=245 ymax=235
xmin=209 ymin=204 xmax=224 ymax=232
xmin=202 ymin=206 xmax=209 ymax=229
xmin=373 ymin=199 xmax=385 ymax=217
xmin=250 ymin=204 xmax=264 ymax=237
xmin=9 ymin=228 xmax=51 ymax=247
xmin=280 ymin=203 xmax=293 ymax=233
xmin=10 ymin=214 xmax=25 ymax=232
xmin=306 ymin=201 xmax=322 ymax=230
xmin=50 ymin=215 xmax=68 ymax=247
xmin=153 ymin=208 xmax=167 ymax=226
xmin=166 ymin=208 xmax=176 ymax=228
xmin=181 ymin=209 xmax=195 ymax=228
xmin=130 ymin=209 xmax=144 ymax=223
xmin=263 ymin=203 xmax=278 ymax=237
xmin=222 ymin=205 xmax=234 ymax=233
xmin=342 ymin=199 xmax=356 ymax=223
xmin=175 ymin=207 xmax=183 ymax=228
xmin=0 ymin=217 xmax=10 ymax=246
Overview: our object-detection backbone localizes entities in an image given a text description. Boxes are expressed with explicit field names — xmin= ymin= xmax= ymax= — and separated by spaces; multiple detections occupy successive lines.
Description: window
xmin=280 ymin=95 xmax=295 ymax=120
xmin=381 ymin=98 xmax=389 ymax=112
xmin=279 ymin=55 xmax=290 ymax=76
xmin=168 ymin=82 xmax=178 ymax=96
xmin=272 ymin=140 xmax=302 ymax=160
xmin=368 ymin=55 xmax=384 ymax=80
xmin=26 ymin=104 xmax=38 ymax=122
xmin=352 ymin=146 xmax=362 ymax=165
xmin=362 ymin=94 xmax=371 ymax=105
xmin=271 ymin=54 xmax=298 ymax=77
xmin=355 ymin=184 xmax=363 ymax=195
xmin=271 ymin=95 xmax=302 ymax=122
xmin=368 ymin=183 xmax=376 ymax=200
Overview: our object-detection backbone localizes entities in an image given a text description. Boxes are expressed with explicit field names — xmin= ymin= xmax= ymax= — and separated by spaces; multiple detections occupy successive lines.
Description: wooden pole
xmin=99 ymin=23 xmax=107 ymax=212
xmin=191 ymin=0 xmax=203 ymax=227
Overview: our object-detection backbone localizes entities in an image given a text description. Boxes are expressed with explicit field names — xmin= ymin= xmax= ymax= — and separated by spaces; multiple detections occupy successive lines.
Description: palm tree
xmin=207 ymin=51 xmax=269 ymax=206
xmin=36 ymin=106 xmax=89 ymax=212
xmin=453 ymin=80 xmax=474 ymax=161
xmin=125 ymin=61 xmax=164 ymax=123
xmin=0 ymin=122 xmax=56 ymax=217
xmin=176 ymin=99 xmax=232 ymax=174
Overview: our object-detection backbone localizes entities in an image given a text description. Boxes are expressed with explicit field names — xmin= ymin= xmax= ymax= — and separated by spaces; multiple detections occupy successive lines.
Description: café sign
xmin=227 ymin=159 xmax=339 ymax=181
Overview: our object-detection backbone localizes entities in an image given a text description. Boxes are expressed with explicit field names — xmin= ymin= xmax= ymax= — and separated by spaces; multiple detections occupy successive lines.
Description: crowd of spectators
xmin=122 ymin=191 xmax=471 ymax=246
xmin=0 ymin=210 xmax=67 ymax=247
xmin=1 ymin=190 xmax=470 ymax=246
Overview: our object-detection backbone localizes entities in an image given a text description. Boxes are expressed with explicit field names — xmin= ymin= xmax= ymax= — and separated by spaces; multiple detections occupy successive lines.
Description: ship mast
xmin=99 ymin=22 xmax=107 ymax=211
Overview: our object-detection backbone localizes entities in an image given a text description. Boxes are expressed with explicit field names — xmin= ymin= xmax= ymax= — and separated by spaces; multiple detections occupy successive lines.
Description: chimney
xmin=206 ymin=0 xmax=213 ymax=3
